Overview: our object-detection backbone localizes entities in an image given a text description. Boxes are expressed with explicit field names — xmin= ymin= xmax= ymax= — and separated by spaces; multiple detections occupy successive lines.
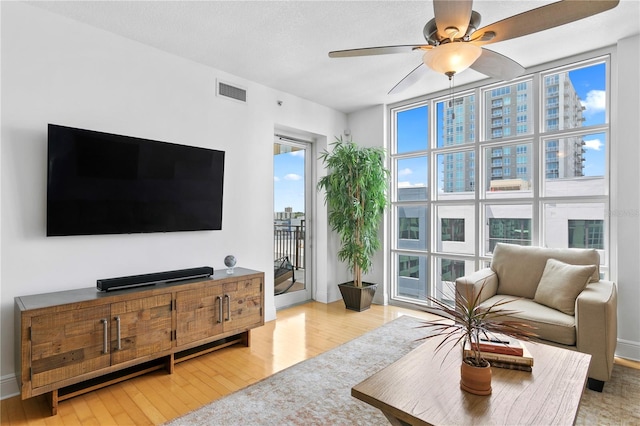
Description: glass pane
xmin=485 ymin=143 xmax=533 ymax=196
xmin=484 ymin=204 xmax=533 ymax=255
xmin=543 ymin=132 xmax=606 ymax=197
xmin=273 ymin=142 xmax=308 ymax=302
xmin=397 ymin=205 xmax=427 ymax=251
xmin=543 ymin=62 xmax=606 ymax=132
xmin=436 ymin=93 xmax=476 ymax=148
xmin=434 ymin=258 xmax=476 ymax=305
xmin=442 ymin=219 xmax=465 ymax=242
xmin=396 ymin=253 xmax=428 ymax=300
xmin=569 ymin=220 xmax=604 ymax=249
xmin=435 ymin=205 xmax=475 ymax=254
xmin=396 ymin=105 xmax=428 ymax=153
xmin=436 ymin=151 xmax=475 ymax=199
xmin=397 ymin=156 xmax=428 ymax=201
xmin=484 ymin=80 xmax=533 ymax=140
xmin=543 ymin=202 xmax=605 ymax=262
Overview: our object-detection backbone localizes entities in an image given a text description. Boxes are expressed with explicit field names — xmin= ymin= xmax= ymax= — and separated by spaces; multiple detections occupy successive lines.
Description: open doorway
xmin=273 ymin=135 xmax=312 ymax=308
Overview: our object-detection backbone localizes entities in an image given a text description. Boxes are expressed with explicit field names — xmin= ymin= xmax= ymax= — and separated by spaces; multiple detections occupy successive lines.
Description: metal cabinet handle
xmin=115 ymin=316 xmax=122 ymax=350
xmin=217 ymin=296 xmax=223 ymax=323
xmin=225 ymin=294 xmax=231 ymax=321
xmin=101 ymin=319 xmax=109 ymax=354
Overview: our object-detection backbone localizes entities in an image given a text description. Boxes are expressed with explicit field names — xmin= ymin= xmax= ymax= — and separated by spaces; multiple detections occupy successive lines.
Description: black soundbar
xmin=97 ymin=266 xmax=214 ymax=291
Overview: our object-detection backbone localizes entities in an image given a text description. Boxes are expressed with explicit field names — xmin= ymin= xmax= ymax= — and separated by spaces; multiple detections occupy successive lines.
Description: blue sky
xmin=394 ymin=61 xmax=607 ymax=188
xmin=274 ymin=150 xmax=305 ymax=212
xmin=570 ymin=63 xmax=606 ymax=176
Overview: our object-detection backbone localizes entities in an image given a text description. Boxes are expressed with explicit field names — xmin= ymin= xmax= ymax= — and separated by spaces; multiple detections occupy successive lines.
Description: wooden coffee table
xmin=352 ymin=336 xmax=591 ymax=425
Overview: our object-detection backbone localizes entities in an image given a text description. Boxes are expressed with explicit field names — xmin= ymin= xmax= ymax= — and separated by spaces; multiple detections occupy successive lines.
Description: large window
xmin=389 ymin=57 xmax=609 ymax=306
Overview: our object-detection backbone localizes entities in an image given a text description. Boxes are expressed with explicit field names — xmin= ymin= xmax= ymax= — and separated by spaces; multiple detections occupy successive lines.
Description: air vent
xmin=217 ymin=80 xmax=247 ymax=103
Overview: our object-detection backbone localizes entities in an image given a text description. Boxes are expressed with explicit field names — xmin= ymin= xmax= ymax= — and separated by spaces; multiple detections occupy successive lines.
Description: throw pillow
xmin=533 ymin=258 xmax=597 ymax=315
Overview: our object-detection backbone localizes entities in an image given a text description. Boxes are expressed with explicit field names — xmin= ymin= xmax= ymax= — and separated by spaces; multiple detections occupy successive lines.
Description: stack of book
xmin=464 ymin=336 xmax=534 ymax=372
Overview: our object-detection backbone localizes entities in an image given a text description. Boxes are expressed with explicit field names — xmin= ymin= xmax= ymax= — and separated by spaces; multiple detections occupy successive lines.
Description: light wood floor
xmin=0 ymin=301 xmax=437 ymax=425
xmin=2 ymin=300 xmax=638 ymax=425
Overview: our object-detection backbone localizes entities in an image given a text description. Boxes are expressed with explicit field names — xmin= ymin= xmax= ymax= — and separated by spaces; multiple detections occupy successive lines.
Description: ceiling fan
xmin=329 ymin=0 xmax=619 ymax=94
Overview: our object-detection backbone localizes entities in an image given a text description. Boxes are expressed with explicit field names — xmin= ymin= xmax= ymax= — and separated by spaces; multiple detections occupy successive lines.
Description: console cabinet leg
xmin=165 ymin=354 xmax=175 ymax=374
xmin=46 ymin=390 xmax=59 ymax=416
xmin=241 ymin=330 xmax=251 ymax=347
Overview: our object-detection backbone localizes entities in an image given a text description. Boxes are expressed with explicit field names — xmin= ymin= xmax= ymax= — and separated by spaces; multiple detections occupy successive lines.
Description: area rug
xmin=165 ymin=315 xmax=640 ymax=425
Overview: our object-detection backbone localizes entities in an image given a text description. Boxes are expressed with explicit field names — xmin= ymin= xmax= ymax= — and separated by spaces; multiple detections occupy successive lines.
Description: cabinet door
xmin=110 ymin=294 xmax=173 ymax=365
xmin=223 ymin=276 xmax=263 ymax=332
xmin=175 ymin=283 xmax=224 ymax=347
xmin=30 ymin=305 xmax=111 ymax=389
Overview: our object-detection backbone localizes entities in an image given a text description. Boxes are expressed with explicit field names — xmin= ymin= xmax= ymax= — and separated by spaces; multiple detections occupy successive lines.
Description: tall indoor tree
xmin=318 ymin=136 xmax=389 ymax=309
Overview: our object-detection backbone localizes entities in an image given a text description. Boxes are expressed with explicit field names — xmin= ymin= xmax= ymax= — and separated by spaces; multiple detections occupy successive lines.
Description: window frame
xmin=387 ymin=53 xmax=610 ymax=308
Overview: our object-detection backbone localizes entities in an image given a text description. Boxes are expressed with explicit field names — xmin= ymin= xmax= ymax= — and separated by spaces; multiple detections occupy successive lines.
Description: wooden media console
xmin=14 ymin=268 xmax=264 ymax=415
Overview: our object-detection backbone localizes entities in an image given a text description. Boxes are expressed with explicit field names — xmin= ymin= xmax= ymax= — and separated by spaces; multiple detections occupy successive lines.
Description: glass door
xmin=273 ymin=136 xmax=312 ymax=308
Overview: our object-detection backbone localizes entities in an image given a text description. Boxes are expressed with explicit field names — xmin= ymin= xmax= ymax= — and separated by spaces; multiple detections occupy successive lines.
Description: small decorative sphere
xmin=224 ymin=255 xmax=237 ymax=268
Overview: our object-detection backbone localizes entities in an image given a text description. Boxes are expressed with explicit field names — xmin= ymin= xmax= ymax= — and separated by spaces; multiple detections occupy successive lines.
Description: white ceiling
xmin=30 ymin=1 xmax=639 ymax=114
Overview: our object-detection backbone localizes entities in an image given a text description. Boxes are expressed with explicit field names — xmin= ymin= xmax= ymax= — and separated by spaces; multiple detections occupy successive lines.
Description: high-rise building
xmin=441 ymin=74 xmax=586 ymax=192
xmin=441 ymin=95 xmax=477 ymax=192
xmin=483 ymin=82 xmax=533 ymax=191
xmin=542 ymin=73 xmax=586 ymax=179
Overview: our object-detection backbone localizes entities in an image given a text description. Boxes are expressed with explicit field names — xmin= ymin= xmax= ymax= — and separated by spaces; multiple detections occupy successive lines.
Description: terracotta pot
xmin=460 ymin=359 xmax=492 ymax=396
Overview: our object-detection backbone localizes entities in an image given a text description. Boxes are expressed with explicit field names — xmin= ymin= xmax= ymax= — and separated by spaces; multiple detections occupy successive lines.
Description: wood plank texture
xmin=4 ymin=301 xmax=433 ymax=425
xmin=175 ymin=284 xmax=223 ymax=347
xmin=4 ymin=300 xmax=638 ymax=425
xmin=16 ymin=269 xmax=264 ymax=404
xmin=31 ymin=306 xmax=111 ymax=388
xmin=110 ymin=294 xmax=173 ymax=365
xmin=352 ymin=336 xmax=592 ymax=425
xmin=224 ymin=277 xmax=263 ymax=329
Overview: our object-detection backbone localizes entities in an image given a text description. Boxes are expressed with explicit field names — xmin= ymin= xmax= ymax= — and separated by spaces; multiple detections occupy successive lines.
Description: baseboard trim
xmin=1 ymin=373 xmax=19 ymax=400
xmin=615 ymin=338 xmax=640 ymax=362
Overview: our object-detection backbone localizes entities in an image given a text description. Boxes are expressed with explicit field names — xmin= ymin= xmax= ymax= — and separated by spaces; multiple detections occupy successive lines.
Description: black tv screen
xmin=47 ymin=124 xmax=224 ymax=236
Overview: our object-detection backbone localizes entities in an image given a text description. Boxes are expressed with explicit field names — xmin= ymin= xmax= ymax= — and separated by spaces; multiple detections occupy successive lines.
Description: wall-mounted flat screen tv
xmin=47 ymin=124 xmax=225 ymax=236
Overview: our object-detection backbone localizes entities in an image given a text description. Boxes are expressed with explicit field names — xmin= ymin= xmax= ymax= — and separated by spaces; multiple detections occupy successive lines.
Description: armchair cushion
xmin=533 ymin=259 xmax=596 ymax=315
xmin=491 ymin=243 xmax=600 ymax=299
xmin=480 ymin=295 xmax=577 ymax=345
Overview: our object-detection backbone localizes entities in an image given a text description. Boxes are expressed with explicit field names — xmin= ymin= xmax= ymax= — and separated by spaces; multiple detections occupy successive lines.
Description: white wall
xmin=346 ymin=105 xmax=388 ymax=304
xmin=611 ymin=34 xmax=640 ymax=361
xmin=0 ymin=2 xmax=346 ymax=397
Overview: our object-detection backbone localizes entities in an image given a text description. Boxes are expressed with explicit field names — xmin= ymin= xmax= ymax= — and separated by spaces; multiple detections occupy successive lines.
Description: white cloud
xmin=398 ymin=181 xmax=426 ymax=188
xmin=398 ymin=168 xmax=413 ymax=177
xmin=284 ymin=173 xmax=302 ymax=181
xmin=274 ymin=176 xmax=280 ymax=182
xmin=289 ymin=150 xmax=305 ymax=157
xmin=581 ymin=90 xmax=606 ymax=116
xmin=584 ymin=138 xmax=604 ymax=151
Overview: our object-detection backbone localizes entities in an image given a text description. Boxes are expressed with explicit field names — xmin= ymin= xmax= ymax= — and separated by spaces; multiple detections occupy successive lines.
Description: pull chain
xmin=447 ymin=72 xmax=456 ymax=119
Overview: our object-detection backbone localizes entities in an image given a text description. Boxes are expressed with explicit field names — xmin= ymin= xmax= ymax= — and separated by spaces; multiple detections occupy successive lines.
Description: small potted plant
xmin=419 ymin=281 xmax=537 ymax=395
xmin=317 ymin=136 xmax=389 ymax=311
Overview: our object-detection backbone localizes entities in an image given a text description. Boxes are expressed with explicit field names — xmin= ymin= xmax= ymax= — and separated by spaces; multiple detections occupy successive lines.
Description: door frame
xmin=273 ymin=134 xmax=313 ymax=309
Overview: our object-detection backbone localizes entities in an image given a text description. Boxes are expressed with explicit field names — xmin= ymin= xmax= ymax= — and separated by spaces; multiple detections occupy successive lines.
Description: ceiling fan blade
xmin=388 ymin=64 xmax=429 ymax=95
xmin=434 ymin=0 xmax=473 ymax=39
xmin=470 ymin=48 xmax=525 ymax=81
xmin=473 ymin=0 xmax=620 ymax=46
xmin=329 ymin=45 xmax=430 ymax=58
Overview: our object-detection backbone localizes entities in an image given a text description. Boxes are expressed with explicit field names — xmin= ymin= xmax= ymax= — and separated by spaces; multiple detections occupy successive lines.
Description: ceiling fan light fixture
xmin=422 ymin=42 xmax=482 ymax=76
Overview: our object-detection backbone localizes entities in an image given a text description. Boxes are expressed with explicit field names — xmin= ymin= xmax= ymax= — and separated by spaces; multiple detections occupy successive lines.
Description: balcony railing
xmin=274 ymin=221 xmax=305 ymax=270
